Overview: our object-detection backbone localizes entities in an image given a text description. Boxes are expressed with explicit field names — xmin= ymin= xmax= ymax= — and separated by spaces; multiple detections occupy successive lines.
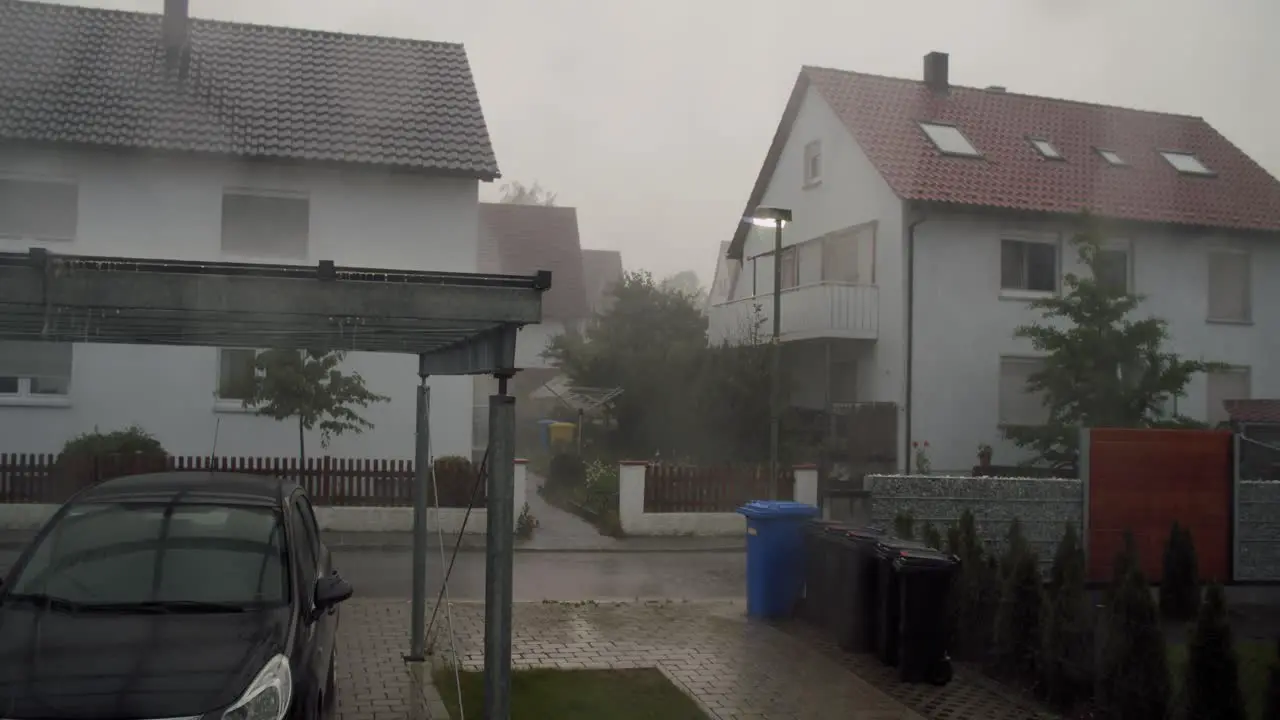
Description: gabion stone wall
xmin=1236 ymin=481 xmax=1280 ymax=581
xmin=865 ymin=474 xmax=1083 ymax=564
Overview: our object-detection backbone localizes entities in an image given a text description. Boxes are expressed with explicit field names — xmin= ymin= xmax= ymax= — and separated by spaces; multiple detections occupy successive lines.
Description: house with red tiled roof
xmin=707 ymin=51 xmax=1280 ymax=473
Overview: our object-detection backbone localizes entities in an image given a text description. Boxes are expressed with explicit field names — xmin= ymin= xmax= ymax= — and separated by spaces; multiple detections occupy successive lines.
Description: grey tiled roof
xmin=0 ymin=0 xmax=500 ymax=177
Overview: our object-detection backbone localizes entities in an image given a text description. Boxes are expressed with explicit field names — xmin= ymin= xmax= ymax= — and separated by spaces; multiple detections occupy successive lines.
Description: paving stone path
xmin=333 ymin=599 xmax=1057 ymax=720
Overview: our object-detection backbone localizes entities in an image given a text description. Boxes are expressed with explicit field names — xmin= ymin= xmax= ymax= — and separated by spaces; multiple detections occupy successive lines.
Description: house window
xmin=0 ymin=341 xmax=73 ymax=401
xmin=1207 ymin=249 xmax=1250 ymax=322
xmin=0 ymin=178 xmax=78 ymax=240
xmin=1161 ymin=151 xmax=1213 ymax=176
xmin=220 ymin=191 xmax=309 ymax=259
xmin=778 ymin=247 xmax=799 ymax=290
xmin=1000 ymin=239 xmax=1057 ymax=293
xmin=1096 ymin=148 xmax=1127 ymax=166
xmin=821 ymin=228 xmax=861 ymax=283
xmin=803 ymin=141 xmax=822 ymax=185
xmin=919 ymin=123 xmax=982 ymax=157
xmin=1094 ymin=242 xmax=1131 ymax=294
xmin=1029 ymin=138 xmax=1063 ymax=160
xmin=216 ymin=348 xmax=260 ymax=401
xmin=1206 ymin=367 xmax=1250 ymax=427
xmin=998 ymin=357 xmax=1049 ymax=426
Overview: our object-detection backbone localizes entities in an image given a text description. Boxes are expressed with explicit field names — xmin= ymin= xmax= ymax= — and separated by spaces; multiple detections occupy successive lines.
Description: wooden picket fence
xmin=0 ymin=453 xmax=485 ymax=508
xmin=643 ymin=464 xmax=794 ymax=513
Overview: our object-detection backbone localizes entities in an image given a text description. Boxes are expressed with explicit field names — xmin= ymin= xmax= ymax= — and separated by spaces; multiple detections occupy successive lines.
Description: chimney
xmin=923 ymin=51 xmax=949 ymax=93
xmin=162 ymin=0 xmax=189 ymax=54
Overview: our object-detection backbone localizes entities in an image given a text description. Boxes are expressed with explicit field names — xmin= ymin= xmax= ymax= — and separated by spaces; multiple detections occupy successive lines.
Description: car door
xmin=288 ymin=493 xmax=326 ymax=698
xmin=294 ymin=492 xmax=338 ymax=682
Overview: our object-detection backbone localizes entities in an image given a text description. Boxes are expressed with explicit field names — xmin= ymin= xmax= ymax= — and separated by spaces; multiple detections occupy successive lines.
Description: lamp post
xmin=745 ymin=206 xmax=792 ymax=499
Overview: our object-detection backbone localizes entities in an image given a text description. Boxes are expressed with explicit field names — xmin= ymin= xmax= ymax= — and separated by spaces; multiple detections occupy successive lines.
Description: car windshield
xmin=6 ymin=501 xmax=289 ymax=608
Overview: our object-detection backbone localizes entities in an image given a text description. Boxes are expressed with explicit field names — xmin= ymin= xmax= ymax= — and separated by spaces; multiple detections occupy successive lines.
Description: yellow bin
xmin=548 ymin=422 xmax=576 ymax=447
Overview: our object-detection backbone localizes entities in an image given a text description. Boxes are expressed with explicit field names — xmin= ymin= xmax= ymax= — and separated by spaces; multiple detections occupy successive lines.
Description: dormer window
xmin=919 ymin=122 xmax=981 ymax=157
xmin=1029 ymin=138 xmax=1063 ymax=160
xmin=1096 ymin=148 xmax=1127 ymax=166
xmin=1161 ymin=151 xmax=1214 ymax=176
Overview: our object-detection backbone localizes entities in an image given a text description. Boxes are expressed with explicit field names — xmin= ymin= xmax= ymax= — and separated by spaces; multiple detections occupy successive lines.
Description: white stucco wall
xmin=911 ymin=211 xmax=1280 ymax=471
xmin=514 ymin=321 xmax=565 ymax=370
xmin=739 ymin=83 xmax=907 ymax=453
xmin=0 ymin=145 xmax=480 ymax=459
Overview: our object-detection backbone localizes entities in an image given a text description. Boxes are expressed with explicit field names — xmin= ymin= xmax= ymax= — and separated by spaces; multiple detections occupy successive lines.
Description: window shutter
xmin=999 ymin=358 xmax=1048 ymax=426
xmin=1208 ymin=252 xmax=1249 ymax=321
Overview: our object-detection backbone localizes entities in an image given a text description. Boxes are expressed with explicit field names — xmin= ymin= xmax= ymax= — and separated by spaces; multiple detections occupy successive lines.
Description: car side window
xmin=288 ymin=501 xmax=317 ymax=592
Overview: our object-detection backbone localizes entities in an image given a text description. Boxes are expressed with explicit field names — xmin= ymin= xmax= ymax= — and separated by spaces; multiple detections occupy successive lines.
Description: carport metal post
xmin=484 ymin=377 xmax=517 ymax=720
xmin=408 ymin=371 xmax=431 ymax=661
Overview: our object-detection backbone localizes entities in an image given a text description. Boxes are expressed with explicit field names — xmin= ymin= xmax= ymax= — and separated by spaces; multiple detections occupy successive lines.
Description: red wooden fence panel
xmin=0 ymin=453 xmax=487 ymax=508
xmin=1087 ymin=428 xmax=1233 ymax=584
xmin=643 ymin=464 xmax=795 ymax=513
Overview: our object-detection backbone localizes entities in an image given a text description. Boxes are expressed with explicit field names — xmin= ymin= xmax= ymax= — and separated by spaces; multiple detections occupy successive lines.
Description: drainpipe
xmin=904 ymin=210 xmax=927 ymax=474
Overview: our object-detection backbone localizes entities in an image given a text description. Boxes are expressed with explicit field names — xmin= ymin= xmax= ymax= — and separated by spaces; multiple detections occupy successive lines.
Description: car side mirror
xmin=314 ymin=573 xmax=353 ymax=613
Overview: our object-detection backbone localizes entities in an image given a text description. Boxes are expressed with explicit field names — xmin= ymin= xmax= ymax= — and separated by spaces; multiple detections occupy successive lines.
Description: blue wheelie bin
xmin=738 ymin=500 xmax=820 ymax=619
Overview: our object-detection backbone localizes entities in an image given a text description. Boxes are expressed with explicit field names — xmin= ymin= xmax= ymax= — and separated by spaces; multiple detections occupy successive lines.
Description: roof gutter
xmin=903 ymin=207 xmax=927 ymax=474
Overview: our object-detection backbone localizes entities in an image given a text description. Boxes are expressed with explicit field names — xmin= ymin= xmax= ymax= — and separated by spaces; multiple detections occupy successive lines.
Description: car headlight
xmin=222 ymin=654 xmax=292 ymax=720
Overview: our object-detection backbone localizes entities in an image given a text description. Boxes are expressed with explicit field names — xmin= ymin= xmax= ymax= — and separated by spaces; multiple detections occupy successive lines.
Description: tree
xmin=1160 ymin=521 xmax=1201 ymax=621
xmin=661 ymin=270 xmax=708 ymax=308
xmin=1263 ymin=637 xmax=1280 ymax=720
xmin=241 ymin=349 xmax=390 ymax=461
xmin=499 ymin=180 xmax=557 ymax=206
xmin=1040 ymin=522 xmax=1093 ymax=711
xmin=1184 ymin=584 xmax=1247 ymax=720
xmin=1097 ymin=536 xmax=1170 ymax=720
xmin=1005 ymin=212 xmax=1225 ymax=471
xmin=991 ymin=525 xmax=1042 ymax=683
xmin=543 ymin=271 xmax=709 ymax=460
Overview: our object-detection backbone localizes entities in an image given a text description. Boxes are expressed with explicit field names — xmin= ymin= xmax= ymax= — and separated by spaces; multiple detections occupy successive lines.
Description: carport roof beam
xmin=0 ymin=249 xmax=549 ymax=364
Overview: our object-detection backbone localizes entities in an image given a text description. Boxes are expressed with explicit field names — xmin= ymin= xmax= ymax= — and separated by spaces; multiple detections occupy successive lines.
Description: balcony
xmin=707 ymin=282 xmax=878 ymax=345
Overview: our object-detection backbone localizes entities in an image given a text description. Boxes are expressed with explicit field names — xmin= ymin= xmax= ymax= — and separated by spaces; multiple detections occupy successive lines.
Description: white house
xmin=708 ymin=51 xmax=1280 ymax=473
xmin=0 ymin=0 xmax=501 ymax=460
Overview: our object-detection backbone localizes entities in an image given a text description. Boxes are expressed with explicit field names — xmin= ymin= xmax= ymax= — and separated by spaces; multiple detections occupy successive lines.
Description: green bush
xmin=1096 ymin=533 xmax=1170 ymax=720
xmin=1183 ymin=584 xmax=1246 ymax=720
xmin=1001 ymin=518 xmax=1029 ymax=578
xmin=946 ymin=523 xmax=962 ymax=557
xmin=991 ymin=533 xmax=1042 ymax=683
xmin=1264 ymin=638 xmax=1280 ymax=720
xmin=60 ymin=425 xmax=166 ymax=459
xmin=949 ymin=510 xmax=1000 ymax=662
xmin=547 ymin=453 xmax=586 ymax=493
xmin=921 ymin=521 xmax=943 ymax=550
xmin=893 ymin=510 xmax=915 ymax=540
xmin=1160 ymin=521 xmax=1201 ymax=621
xmin=1039 ymin=522 xmax=1094 ymax=711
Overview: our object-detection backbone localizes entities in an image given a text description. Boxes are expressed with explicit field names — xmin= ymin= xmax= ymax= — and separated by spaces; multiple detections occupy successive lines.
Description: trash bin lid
xmin=891 ymin=546 xmax=959 ymax=572
xmin=873 ymin=536 xmax=935 ymax=557
xmin=834 ymin=527 xmax=883 ymax=543
xmin=737 ymin=500 xmax=821 ymax=519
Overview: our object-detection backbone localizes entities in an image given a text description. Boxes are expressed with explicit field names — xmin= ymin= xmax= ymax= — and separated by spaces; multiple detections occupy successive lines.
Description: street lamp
xmin=744 ymin=206 xmax=792 ymax=499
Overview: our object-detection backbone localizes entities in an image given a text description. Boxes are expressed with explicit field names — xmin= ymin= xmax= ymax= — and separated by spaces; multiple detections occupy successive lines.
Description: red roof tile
xmin=728 ymin=65 xmax=1280 ymax=259
xmin=805 ymin=66 xmax=1280 ymax=231
xmin=1226 ymin=399 xmax=1280 ymax=424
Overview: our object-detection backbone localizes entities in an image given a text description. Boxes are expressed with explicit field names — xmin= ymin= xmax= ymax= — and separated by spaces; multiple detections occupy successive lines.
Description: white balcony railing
xmin=707 ymin=282 xmax=878 ymax=345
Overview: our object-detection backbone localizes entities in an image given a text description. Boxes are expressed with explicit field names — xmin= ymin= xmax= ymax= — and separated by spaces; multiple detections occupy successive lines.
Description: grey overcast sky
xmin=53 ymin=0 xmax=1280 ymax=285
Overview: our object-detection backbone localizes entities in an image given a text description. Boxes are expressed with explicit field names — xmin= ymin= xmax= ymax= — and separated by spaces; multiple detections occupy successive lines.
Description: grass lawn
xmin=1167 ymin=639 xmax=1274 ymax=720
xmin=432 ymin=667 xmax=710 ymax=719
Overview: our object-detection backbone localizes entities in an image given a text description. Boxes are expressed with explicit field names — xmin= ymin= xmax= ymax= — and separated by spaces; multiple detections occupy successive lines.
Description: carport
xmin=0 ymin=247 xmax=546 ymax=717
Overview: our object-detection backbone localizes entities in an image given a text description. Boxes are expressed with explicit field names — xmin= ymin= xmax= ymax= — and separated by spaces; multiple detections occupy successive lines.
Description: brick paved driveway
xmin=333 ymin=598 xmax=919 ymax=719
xmin=430 ymin=600 xmax=922 ymax=720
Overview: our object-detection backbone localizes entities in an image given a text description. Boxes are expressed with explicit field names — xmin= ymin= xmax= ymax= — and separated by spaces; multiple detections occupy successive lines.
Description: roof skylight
xmin=1096 ymin=148 xmax=1127 ymax=166
xmin=1161 ymin=151 xmax=1214 ymax=176
xmin=1030 ymin=138 xmax=1063 ymax=160
xmin=919 ymin=123 xmax=981 ymax=157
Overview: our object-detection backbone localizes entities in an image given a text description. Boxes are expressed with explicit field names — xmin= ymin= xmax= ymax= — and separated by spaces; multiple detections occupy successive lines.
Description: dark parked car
xmin=0 ymin=472 xmax=353 ymax=720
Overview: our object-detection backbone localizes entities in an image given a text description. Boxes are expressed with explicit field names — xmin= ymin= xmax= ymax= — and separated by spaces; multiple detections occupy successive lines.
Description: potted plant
xmin=977 ymin=443 xmax=993 ymax=467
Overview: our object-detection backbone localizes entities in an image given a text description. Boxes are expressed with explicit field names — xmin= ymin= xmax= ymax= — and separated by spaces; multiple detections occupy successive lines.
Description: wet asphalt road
xmin=0 ymin=548 xmax=747 ymax=601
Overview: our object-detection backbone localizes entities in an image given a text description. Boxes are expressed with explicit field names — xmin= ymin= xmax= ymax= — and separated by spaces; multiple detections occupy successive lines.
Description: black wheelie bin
xmin=872 ymin=537 xmax=939 ymax=669
xmin=829 ymin=526 xmax=883 ymax=653
xmin=800 ymin=519 xmax=849 ymax=626
xmin=882 ymin=543 xmax=959 ymax=685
